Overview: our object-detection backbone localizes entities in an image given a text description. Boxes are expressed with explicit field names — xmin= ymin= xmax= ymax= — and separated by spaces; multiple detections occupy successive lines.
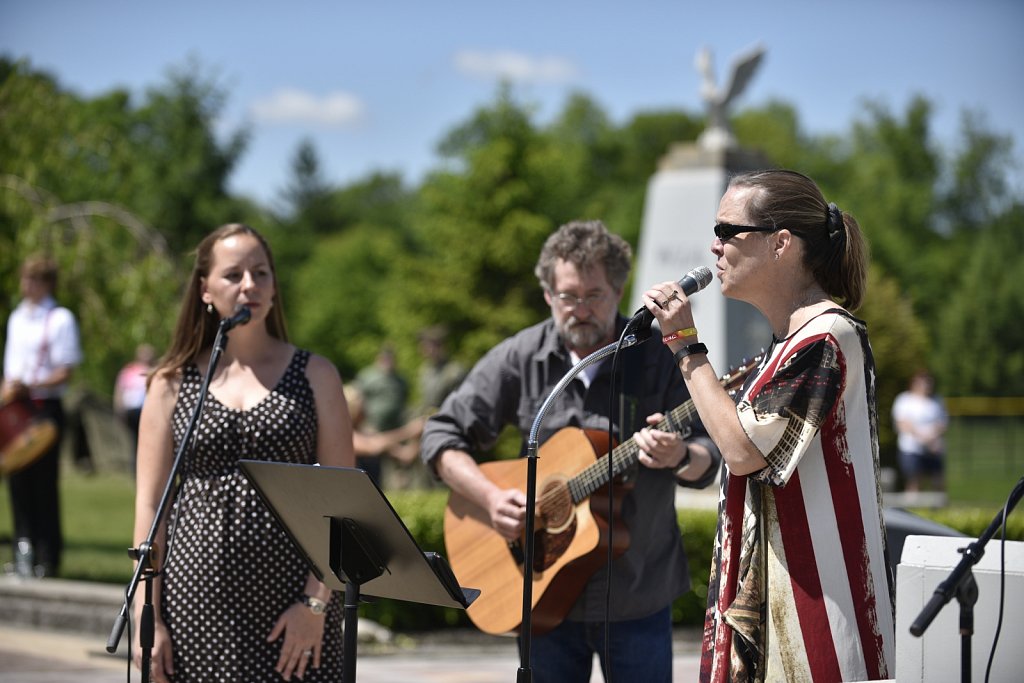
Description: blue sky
xmin=3 ymin=0 xmax=1022 ymax=208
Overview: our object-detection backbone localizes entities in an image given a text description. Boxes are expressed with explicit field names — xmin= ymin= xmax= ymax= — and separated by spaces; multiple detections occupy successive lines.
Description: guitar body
xmin=443 ymin=427 xmax=629 ymax=635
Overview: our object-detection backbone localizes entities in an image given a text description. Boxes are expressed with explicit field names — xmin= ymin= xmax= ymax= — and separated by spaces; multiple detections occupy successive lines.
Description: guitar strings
xmin=533 ymin=357 xmax=761 ymax=511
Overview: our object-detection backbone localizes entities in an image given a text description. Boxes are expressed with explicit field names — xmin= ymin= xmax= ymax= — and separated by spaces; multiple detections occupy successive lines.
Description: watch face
xmin=305 ymin=596 xmax=326 ymax=614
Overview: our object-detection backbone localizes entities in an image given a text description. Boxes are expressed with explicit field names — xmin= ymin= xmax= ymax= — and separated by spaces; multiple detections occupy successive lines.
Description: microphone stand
xmin=516 ymin=328 xmax=650 ymax=683
xmin=909 ymin=475 xmax=1024 ymax=683
xmin=106 ymin=321 xmax=238 ymax=682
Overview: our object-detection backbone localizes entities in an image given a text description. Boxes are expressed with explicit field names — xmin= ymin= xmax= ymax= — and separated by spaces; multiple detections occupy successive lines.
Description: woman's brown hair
xmin=729 ymin=169 xmax=869 ymax=311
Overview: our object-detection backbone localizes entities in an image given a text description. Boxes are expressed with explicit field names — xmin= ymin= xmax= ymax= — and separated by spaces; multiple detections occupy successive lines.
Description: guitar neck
xmin=562 ymin=353 xmax=762 ymax=505
xmin=567 ymin=399 xmax=700 ymax=503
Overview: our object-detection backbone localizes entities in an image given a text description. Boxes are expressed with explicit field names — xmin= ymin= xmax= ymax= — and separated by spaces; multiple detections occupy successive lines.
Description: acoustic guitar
xmin=443 ymin=356 xmax=761 ymax=635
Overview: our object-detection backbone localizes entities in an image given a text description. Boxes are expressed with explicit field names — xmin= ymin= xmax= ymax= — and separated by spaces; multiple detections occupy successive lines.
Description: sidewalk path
xmin=0 ymin=624 xmax=701 ymax=682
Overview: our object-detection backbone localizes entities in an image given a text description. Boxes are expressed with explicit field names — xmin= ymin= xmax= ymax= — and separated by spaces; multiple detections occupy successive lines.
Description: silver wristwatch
xmin=301 ymin=595 xmax=327 ymax=615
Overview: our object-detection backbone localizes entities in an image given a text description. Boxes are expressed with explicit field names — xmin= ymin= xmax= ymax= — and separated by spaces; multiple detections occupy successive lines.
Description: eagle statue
xmin=696 ymin=43 xmax=766 ymax=151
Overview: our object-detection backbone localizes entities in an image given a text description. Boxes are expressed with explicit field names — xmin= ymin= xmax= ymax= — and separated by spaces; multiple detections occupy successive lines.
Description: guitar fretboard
xmin=566 ymin=399 xmax=702 ymax=503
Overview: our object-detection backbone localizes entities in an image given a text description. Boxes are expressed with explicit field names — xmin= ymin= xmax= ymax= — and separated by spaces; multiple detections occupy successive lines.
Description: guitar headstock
xmin=719 ymin=352 xmax=764 ymax=396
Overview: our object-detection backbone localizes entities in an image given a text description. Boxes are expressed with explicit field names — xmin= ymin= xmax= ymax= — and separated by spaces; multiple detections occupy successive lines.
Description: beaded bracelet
xmin=673 ymin=342 xmax=708 ymax=365
xmin=661 ymin=327 xmax=698 ymax=344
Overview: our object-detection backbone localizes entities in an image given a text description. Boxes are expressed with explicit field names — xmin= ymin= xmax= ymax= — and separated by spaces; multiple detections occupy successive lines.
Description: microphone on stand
xmin=219 ymin=305 xmax=252 ymax=331
xmin=623 ymin=266 xmax=713 ymax=333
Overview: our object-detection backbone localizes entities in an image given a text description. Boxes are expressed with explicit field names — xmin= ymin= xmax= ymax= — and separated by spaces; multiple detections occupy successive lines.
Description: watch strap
xmin=673 ymin=342 xmax=708 ymax=365
xmin=673 ymin=445 xmax=692 ymax=477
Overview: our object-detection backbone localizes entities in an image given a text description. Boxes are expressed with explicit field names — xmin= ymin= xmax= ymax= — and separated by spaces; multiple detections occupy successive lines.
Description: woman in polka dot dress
xmin=132 ymin=223 xmax=355 ymax=682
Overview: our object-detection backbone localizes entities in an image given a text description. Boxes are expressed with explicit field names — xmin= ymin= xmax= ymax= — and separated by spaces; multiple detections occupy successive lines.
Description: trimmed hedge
xmin=912 ymin=506 xmax=1024 ymax=541
xmin=374 ymin=490 xmax=1022 ymax=632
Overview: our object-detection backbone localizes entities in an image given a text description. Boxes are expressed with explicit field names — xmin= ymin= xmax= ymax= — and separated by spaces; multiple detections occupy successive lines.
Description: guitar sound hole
xmin=534 ymin=476 xmax=576 ymax=572
xmin=539 ymin=476 xmax=573 ymax=531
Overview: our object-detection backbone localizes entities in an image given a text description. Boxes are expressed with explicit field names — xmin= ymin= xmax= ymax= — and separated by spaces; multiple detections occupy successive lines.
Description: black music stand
xmin=239 ymin=460 xmax=479 ymax=683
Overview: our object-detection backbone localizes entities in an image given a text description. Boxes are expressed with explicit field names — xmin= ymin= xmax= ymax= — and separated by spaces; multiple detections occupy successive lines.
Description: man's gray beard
xmin=562 ymin=318 xmax=609 ymax=351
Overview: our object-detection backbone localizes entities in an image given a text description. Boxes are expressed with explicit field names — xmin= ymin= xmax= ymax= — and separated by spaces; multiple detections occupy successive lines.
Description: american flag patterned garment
xmin=700 ymin=309 xmax=895 ymax=683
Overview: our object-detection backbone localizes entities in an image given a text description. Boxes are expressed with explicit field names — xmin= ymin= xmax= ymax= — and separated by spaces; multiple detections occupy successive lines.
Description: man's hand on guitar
xmin=484 ymin=487 xmax=527 ymax=541
xmin=634 ymin=412 xmax=689 ymax=471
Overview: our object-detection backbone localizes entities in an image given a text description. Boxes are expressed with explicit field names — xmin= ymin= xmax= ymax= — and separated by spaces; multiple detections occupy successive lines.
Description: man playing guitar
xmin=420 ymin=220 xmax=721 ymax=683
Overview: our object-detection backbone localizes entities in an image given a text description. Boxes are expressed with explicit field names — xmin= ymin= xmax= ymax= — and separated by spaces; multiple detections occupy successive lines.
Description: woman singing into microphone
xmin=132 ymin=223 xmax=355 ymax=682
xmin=642 ymin=170 xmax=895 ymax=682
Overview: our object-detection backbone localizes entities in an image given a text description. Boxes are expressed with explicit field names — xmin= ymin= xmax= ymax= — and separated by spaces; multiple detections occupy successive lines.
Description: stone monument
xmin=631 ymin=44 xmax=771 ymax=373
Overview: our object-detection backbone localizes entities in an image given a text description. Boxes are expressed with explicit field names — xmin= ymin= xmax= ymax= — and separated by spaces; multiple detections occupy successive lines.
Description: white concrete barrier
xmin=896 ymin=535 xmax=1024 ymax=682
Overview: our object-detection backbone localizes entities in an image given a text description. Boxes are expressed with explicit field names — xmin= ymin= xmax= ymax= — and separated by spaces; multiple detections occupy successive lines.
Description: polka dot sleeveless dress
xmin=162 ymin=349 xmax=343 ymax=681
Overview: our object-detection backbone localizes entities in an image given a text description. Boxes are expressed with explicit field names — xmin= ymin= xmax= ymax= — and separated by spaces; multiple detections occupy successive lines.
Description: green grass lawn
xmin=945 ymin=416 xmax=1024 ymax=504
xmin=0 ymin=464 xmax=136 ymax=583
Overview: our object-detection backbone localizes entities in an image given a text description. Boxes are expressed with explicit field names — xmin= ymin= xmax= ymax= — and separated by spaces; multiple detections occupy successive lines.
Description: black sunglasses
xmin=714 ymin=223 xmax=779 ymax=241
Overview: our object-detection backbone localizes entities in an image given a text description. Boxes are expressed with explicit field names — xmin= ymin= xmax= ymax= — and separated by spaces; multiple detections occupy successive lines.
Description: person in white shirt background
xmin=2 ymin=254 xmax=82 ymax=578
xmin=892 ymin=369 xmax=948 ymax=493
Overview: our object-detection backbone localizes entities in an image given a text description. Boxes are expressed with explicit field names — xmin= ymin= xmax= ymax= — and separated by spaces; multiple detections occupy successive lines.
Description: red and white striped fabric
xmin=700 ymin=310 xmax=895 ymax=682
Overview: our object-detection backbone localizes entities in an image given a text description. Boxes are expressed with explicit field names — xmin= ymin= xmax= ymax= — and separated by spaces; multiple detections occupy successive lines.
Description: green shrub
xmin=675 ymin=509 xmax=718 ymax=624
xmin=910 ymin=506 xmax=1024 ymax=542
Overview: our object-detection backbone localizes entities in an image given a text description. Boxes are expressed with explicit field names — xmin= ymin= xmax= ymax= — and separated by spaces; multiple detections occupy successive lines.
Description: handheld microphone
xmin=624 ymin=266 xmax=713 ymax=333
xmin=219 ymin=305 xmax=252 ymax=331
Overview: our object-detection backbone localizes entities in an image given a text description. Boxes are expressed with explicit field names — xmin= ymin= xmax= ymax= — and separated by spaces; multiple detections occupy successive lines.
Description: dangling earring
xmin=207 ymin=303 xmax=214 ymax=314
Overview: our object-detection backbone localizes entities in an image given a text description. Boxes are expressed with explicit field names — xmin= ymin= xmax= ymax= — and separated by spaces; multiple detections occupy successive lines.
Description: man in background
xmin=893 ymin=369 xmax=948 ymax=493
xmin=3 ymin=255 xmax=82 ymax=577
xmin=354 ymin=344 xmax=410 ymax=486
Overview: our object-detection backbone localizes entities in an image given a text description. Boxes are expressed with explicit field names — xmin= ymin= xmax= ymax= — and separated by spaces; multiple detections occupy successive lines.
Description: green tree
xmin=934 ymin=204 xmax=1024 ymax=395
xmin=858 ymin=268 xmax=931 ymax=465
xmin=939 ymin=110 xmax=1016 ymax=229
xmin=289 ymin=225 xmax=407 ymax=378
xmin=830 ymin=97 xmax=1023 ymax=394
xmin=125 ymin=60 xmax=252 ymax=253
xmin=326 ymin=171 xmax=415 ymax=234
xmin=734 ymin=100 xmax=809 ymax=172
xmin=399 ymin=86 xmax=562 ymax=364
xmin=0 ymin=174 xmax=181 ymax=396
xmin=280 ymin=138 xmax=334 ymax=235
xmin=278 ymin=164 xmax=416 ymax=375
xmin=0 ymin=57 xmax=256 ymax=395
xmin=839 ymin=98 xmax=950 ymax=322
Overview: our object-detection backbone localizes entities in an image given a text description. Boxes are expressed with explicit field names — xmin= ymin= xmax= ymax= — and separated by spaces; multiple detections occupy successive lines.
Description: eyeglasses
xmin=714 ymin=223 xmax=779 ymax=241
xmin=553 ymin=291 xmax=608 ymax=310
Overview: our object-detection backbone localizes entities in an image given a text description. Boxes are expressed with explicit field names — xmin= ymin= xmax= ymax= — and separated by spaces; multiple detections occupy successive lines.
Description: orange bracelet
xmin=662 ymin=327 xmax=698 ymax=344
